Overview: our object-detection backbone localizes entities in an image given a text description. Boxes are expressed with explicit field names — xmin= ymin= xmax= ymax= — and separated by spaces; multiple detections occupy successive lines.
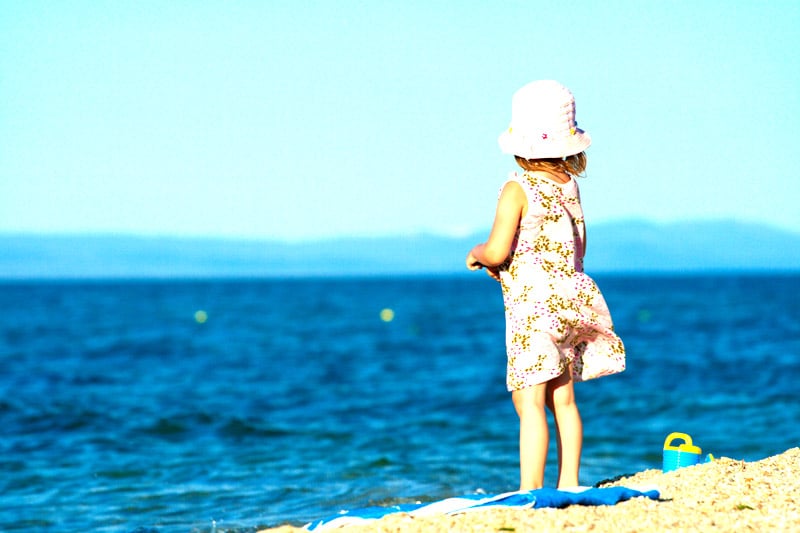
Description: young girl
xmin=466 ymin=80 xmax=626 ymax=491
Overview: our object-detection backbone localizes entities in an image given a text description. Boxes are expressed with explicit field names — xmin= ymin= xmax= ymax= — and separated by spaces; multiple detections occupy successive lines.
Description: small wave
xmin=3 ymin=518 xmax=57 ymax=531
xmin=218 ymin=417 xmax=294 ymax=439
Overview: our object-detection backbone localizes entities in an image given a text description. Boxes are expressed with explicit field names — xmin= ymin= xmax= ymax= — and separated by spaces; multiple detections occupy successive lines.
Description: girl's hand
xmin=467 ymin=249 xmax=502 ymax=282
xmin=466 ymin=251 xmax=483 ymax=271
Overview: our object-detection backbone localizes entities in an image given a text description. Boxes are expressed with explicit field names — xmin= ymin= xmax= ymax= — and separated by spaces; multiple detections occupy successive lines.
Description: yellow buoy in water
xmin=379 ymin=308 xmax=395 ymax=322
xmin=194 ymin=310 xmax=208 ymax=324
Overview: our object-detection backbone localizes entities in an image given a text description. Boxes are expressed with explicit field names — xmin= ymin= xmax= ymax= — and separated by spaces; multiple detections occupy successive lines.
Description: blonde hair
xmin=514 ymin=152 xmax=587 ymax=177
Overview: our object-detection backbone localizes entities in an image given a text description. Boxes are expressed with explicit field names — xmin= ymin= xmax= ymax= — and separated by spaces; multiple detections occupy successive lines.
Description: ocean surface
xmin=2 ymin=274 xmax=799 ymax=532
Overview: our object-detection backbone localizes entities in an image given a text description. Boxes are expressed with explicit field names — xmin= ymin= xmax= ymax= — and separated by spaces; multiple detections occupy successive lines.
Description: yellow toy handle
xmin=664 ymin=432 xmax=702 ymax=454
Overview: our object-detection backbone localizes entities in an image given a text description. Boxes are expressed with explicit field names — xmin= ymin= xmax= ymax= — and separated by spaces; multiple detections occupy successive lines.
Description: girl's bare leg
xmin=511 ymin=384 xmax=548 ymax=490
xmin=546 ymin=365 xmax=582 ymax=488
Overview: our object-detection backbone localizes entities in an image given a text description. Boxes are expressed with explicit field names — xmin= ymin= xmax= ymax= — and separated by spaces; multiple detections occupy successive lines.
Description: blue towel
xmin=306 ymin=486 xmax=660 ymax=531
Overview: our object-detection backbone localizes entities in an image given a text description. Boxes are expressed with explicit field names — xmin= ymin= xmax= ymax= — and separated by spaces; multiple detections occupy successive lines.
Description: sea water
xmin=2 ymin=274 xmax=799 ymax=532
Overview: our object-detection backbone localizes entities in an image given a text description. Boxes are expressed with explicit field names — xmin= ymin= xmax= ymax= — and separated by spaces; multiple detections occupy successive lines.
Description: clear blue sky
xmin=1 ymin=1 xmax=798 ymax=241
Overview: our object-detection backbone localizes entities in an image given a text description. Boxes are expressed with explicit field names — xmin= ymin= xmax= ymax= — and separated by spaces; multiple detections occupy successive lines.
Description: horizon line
xmin=1 ymin=217 xmax=800 ymax=242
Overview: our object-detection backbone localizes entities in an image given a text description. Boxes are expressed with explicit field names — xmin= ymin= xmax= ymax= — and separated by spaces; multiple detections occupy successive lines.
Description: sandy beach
xmin=261 ymin=447 xmax=800 ymax=532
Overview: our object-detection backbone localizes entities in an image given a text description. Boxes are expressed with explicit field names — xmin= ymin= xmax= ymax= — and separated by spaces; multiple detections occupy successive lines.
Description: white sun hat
xmin=497 ymin=80 xmax=591 ymax=159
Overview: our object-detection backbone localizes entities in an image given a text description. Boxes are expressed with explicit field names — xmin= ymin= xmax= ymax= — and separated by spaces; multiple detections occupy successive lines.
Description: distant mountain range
xmin=1 ymin=220 xmax=799 ymax=279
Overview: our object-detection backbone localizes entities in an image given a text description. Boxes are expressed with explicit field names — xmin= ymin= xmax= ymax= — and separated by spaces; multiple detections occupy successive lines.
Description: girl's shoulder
xmin=505 ymin=170 xmax=539 ymax=187
xmin=498 ymin=171 xmax=526 ymax=196
xmin=503 ymin=170 xmax=544 ymax=190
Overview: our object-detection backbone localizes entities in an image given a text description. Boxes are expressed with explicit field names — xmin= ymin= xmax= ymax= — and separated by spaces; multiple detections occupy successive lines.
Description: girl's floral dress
xmin=499 ymin=171 xmax=626 ymax=391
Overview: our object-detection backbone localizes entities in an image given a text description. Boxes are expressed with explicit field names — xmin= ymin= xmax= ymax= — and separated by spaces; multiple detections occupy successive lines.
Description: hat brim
xmin=498 ymin=129 xmax=591 ymax=159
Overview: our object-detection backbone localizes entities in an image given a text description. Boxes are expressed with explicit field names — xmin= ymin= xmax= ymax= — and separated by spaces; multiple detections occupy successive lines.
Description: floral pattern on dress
xmin=499 ymin=171 xmax=625 ymax=391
